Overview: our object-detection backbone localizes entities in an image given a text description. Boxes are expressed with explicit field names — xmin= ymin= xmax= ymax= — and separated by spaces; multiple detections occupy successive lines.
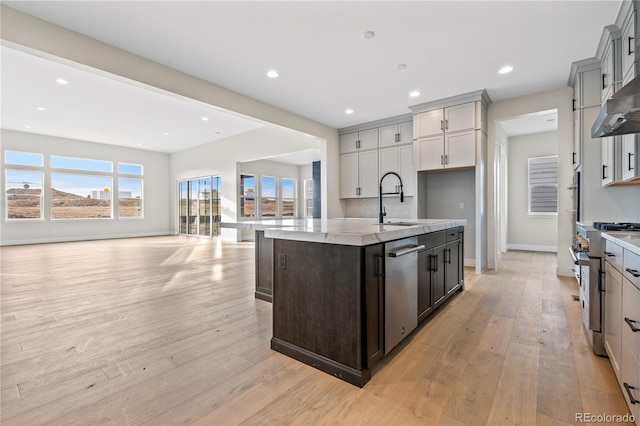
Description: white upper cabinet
xmin=601 ymin=40 xmax=615 ymax=102
xmin=622 ymin=134 xmax=640 ymax=182
xmin=417 ymin=131 xmax=475 ymax=172
xmin=621 ymin=10 xmax=636 ymax=85
xmin=413 ymin=102 xmax=475 ymax=139
xmin=340 ymin=150 xmax=378 ymax=198
xmin=379 ymin=143 xmax=414 ymax=196
xmin=602 ymin=136 xmax=615 ymax=186
xmin=379 ymin=121 xmax=412 ymax=148
xmin=340 ymin=128 xmax=378 ymax=154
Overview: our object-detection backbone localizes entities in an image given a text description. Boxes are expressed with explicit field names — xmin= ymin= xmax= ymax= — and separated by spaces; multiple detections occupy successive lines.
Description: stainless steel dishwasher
xmin=384 ymin=237 xmax=424 ymax=354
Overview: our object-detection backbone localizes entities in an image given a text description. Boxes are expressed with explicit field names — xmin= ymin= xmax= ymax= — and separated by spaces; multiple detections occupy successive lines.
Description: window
xmin=118 ymin=178 xmax=143 ymax=218
xmin=528 ymin=156 xmax=558 ymax=215
xmin=51 ymin=173 xmax=112 ymax=219
xmin=281 ymin=178 xmax=296 ymax=217
xmin=5 ymin=151 xmax=43 ymax=167
xmin=51 ymin=155 xmax=112 ymax=173
xmin=261 ymin=176 xmax=277 ymax=217
xmin=118 ymin=163 xmax=143 ymax=175
xmin=304 ymin=179 xmax=314 ymax=218
xmin=240 ymin=174 xmax=255 ymax=218
xmin=5 ymin=170 xmax=43 ymax=219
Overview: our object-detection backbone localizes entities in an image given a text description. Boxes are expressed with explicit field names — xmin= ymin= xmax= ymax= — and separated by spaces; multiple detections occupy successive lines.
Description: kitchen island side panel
xmin=272 ymin=239 xmax=363 ymax=370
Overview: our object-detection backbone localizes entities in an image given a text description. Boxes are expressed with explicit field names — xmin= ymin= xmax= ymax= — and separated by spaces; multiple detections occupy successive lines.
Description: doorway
xmin=178 ymin=176 xmax=221 ymax=237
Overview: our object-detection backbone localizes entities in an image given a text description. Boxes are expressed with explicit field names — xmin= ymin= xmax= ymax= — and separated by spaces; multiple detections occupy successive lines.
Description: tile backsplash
xmin=342 ymin=196 xmax=414 ymax=219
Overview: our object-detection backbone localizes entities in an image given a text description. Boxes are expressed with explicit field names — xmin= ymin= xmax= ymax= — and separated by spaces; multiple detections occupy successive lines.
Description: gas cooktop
xmin=593 ymin=222 xmax=640 ymax=231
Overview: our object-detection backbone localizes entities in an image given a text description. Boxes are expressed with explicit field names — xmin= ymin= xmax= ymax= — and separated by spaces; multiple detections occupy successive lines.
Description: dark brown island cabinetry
xmin=417 ymin=227 xmax=464 ymax=322
xmin=270 ymin=227 xmax=464 ymax=387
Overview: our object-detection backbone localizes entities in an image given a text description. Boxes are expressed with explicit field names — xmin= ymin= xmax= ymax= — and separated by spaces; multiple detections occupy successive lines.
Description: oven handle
xmin=569 ymin=247 xmax=590 ymax=265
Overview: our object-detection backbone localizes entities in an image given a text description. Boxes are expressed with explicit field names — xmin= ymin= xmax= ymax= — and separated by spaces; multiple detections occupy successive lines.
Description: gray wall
xmin=507 ymin=131 xmax=558 ymax=251
xmin=418 ymin=169 xmax=476 ymax=266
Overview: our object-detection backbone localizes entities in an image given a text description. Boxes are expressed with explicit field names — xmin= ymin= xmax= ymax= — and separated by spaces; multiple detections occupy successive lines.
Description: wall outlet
xmin=277 ymin=253 xmax=286 ymax=270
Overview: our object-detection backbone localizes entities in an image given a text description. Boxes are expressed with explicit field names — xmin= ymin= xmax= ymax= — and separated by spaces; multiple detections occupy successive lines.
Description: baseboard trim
xmin=271 ymin=337 xmax=370 ymax=388
xmin=0 ymin=231 xmax=172 ymax=246
xmin=506 ymin=244 xmax=557 ymax=253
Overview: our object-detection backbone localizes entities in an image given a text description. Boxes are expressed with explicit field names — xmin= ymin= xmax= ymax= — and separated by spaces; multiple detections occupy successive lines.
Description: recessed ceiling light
xmin=397 ymin=64 xmax=407 ymax=70
xmin=267 ymin=70 xmax=279 ymax=78
xmin=136 ymin=143 xmax=142 ymax=146
xmin=202 ymin=116 xmax=209 ymax=121
xmin=362 ymin=31 xmax=375 ymax=40
xmin=163 ymin=132 xmax=169 ymax=136
xmin=24 ymin=125 xmax=32 ymax=129
xmin=55 ymin=78 xmax=69 ymax=85
xmin=409 ymin=91 xmax=420 ymax=97
xmin=345 ymin=109 xmax=354 ymax=114
xmin=498 ymin=65 xmax=514 ymax=74
xmin=36 ymin=107 xmax=46 ymax=111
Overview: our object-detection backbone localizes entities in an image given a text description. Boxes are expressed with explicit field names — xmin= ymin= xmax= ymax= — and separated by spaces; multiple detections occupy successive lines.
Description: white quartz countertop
xmin=602 ymin=231 xmax=640 ymax=255
xmin=221 ymin=218 xmax=467 ymax=246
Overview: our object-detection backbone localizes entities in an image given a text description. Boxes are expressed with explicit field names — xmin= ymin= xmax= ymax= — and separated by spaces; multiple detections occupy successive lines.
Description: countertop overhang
xmin=221 ymin=218 xmax=467 ymax=246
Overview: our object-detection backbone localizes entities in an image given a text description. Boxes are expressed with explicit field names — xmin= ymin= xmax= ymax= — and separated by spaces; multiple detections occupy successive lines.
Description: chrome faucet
xmin=379 ymin=171 xmax=404 ymax=224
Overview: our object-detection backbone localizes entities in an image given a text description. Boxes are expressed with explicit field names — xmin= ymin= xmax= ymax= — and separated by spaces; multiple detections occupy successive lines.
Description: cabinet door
xmin=573 ymin=110 xmax=581 ymax=170
xmin=621 ymin=338 xmax=640 ymax=426
xmin=601 ymin=43 xmax=614 ymax=101
xmin=605 ymin=261 xmax=623 ymax=380
xmin=414 ymin=109 xmax=444 ymax=138
xmin=340 ymin=153 xmax=359 ymax=198
xmin=379 ymin=146 xmax=399 ymax=194
xmin=418 ymin=135 xmax=444 ymax=171
xmin=622 ymin=11 xmax=636 ymax=84
xmin=573 ymin=72 xmax=582 ymax=109
xmin=418 ymin=250 xmax=432 ymax=322
xmin=359 ymin=150 xmax=379 ymax=198
xmin=444 ymin=241 xmax=460 ymax=294
xmin=340 ymin=132 xmax=359 ymax=154
xmin=378 ymin=125 xmax=398 ymax=148
xmin=622 ymin=133 xmax=639 ymax=182
xmin=445 ymin=102 xmax=476 ymax=133
xmin=445 ymin=131 xmax=476 ymax=169
xmin=399 ymin=144 xmax=414 ymax=197
xmin=622 ymin=277 xmax=640 ymax=363
xmin=397 ymin=121 xmax=413 ymax=144
xmin=358 ymin=128 xmax=379 ymax=151
xmin=432 ymin=245 xmax=446 ymax=307
xmin=601 ymin=136 xmax=615 ymax=186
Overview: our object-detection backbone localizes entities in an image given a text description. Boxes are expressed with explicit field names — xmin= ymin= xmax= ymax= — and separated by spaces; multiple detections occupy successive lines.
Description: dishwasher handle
xmin=388 ymin=244 xmax=425 ymax=257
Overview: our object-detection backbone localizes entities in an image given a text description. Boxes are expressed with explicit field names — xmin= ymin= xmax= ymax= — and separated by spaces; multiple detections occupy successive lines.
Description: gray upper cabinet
xmin=413 ymin=102 xmax=476 ymax=139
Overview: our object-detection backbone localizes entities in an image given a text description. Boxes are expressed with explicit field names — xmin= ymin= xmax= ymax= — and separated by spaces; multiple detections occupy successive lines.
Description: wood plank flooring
xmin=0 ymin=236 xmax=634 ymax=425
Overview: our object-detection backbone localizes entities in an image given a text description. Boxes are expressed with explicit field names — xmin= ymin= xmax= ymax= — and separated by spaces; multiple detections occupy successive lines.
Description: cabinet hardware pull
xmin=623 ymin=383 xmax=640 ymax=404
xmin=573 ymin=99 xmax=576 ymax=111
xmin=629 ymin=152 xmax=635 ymax=171
xmin=572 ymin=152 xmax=577 ymax=165
xmin=445 ymin=119 xmax=449 ymax=130
xmin=440 ymin=120 xmax=444 ymax=131
xmin=375 ymin=253 xmax=385 ymax=278
xmin=602 ymin=164 xmax=607 ymax=180
xmin=629 ymin=36 xmax=634 ymax=55
xmin=428 ymin=254 xmax=435 ymax=272
xmin=602 ymin=73 xmax=607 ymax=90
xmin=434 ymin=254 xmax=438 ymax=272
xmin=440 ymin=155 xmax=444 ymax=165
xmin=445 ymin=154 xmax=448 ymax=165
xmin=625 ymin=317 xmax=640 ymax=332
xmin=446 ymin=248 xmax=452 ymax=264
xmin=625 ymin=267 xmax=640 ymax=278
xmin=604 ymin=251 xmax=615 ymax=257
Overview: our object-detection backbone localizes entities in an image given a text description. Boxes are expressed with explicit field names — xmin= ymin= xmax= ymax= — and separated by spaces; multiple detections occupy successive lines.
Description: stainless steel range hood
xmin=591 ymin=74 xmax=640 ymax=137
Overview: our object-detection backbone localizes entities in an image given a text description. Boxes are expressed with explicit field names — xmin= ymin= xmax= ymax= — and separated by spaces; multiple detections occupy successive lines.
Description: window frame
xmin=260 ymin=175 xmax=278 ymax=218
xmin=50 ymin=172 xmax=114 ymax=220
xmin=4 ymin=168 xmax=44 ymax=221
xmin=118 ymin=177 xmax=144 ymax=219
xmin=528 ymin=155 xmax=558 ymax=217
xmin=280 ymin=177 xmax=297 ymax=218
xmin=239 ymin=174 xmax=256 ymax=219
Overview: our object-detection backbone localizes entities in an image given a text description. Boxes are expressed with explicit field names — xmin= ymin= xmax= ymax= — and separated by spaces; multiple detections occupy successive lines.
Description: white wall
xmin=342 ymin=197 xmax=416 ymax=220
xmin=487 ymin=87 xmax=574 ymax=276
xmin=169 ymin=125 xmax=319 ymax=241
xmin=1 ymin=5 xmax=343 ymax=221
xmin=507 ymin=131 xmax=559 ymax=252
xmin=0 ymin=130 xmax=171 ymax=245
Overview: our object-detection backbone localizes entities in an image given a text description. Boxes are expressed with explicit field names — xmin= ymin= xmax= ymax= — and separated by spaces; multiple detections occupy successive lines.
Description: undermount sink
xmin=377 ymin=222 xmax=421 ymax=226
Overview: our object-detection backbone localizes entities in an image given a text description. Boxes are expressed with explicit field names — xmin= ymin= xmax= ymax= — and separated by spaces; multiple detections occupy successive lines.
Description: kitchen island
xmin=222 ymin=218 xmax=466 ymax=386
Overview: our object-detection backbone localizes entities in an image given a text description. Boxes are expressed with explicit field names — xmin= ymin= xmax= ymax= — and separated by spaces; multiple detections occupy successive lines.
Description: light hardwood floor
xmin=0 ymin=236 xmax=634 ymax=425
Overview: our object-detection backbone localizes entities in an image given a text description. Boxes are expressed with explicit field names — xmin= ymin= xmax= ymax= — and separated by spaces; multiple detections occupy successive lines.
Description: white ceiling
xmin=1 ymin=1 xmax=621 ymax=155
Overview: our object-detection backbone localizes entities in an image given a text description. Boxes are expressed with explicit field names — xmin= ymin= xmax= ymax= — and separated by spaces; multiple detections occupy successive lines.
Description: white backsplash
xmin=342 ymin=196 xmax=415 ymax=219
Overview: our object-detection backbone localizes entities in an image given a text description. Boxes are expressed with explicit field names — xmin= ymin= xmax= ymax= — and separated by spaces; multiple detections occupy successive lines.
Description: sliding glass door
xmin=178 ymin=176 xmax=221 ymax=238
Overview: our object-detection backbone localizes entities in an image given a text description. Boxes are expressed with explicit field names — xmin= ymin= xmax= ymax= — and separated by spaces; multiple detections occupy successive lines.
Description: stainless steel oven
xmin=571 ymin=223 xmax=606 ymax=356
